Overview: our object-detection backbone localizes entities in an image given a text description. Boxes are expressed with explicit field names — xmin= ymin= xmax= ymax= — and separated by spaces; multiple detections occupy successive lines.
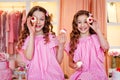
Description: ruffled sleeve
xmin=18 ymin=36 xmax=30 ymax=65
xmin=64 ymin=42 xmax=80 ymax=62
xmin=91 ymin=34 xmax=105 ymax=63
xmin=91 ymin=35 xmax=100 ymax=50
xmin=22 ymin=36 xmax=30 ymax=50
xmin=49 ymin=34 xmax=59 ymax=48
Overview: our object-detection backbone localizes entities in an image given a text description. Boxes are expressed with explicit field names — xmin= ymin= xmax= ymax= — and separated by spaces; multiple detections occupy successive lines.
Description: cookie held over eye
xmin=87 ymin=17 xmax=94 ymax=24
xmin=31 ymin=16 xmax=37 ymax=23
xmin=60 ymin=28 xmax=67 ymax=34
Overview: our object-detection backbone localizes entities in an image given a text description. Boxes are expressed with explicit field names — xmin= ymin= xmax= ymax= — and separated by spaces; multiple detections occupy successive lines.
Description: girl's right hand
xmin=27 ymin=17 xmax=36 ymax=35
xmin=74 ymin=61 xmax=83 ymax=70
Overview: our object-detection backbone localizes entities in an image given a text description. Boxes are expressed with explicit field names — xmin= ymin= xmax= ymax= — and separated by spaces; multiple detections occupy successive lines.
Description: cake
xmin=0 ymin=61 xmax=12 ymax=80
xmin=112 ymin=69 xmax=120 ymax=80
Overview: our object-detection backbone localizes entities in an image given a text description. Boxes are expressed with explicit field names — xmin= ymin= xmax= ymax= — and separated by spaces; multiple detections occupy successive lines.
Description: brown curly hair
xmin=69 ymin=10 xmax=96 ymax=56
xmin=17 ymin=6 xmax=55 ymax=49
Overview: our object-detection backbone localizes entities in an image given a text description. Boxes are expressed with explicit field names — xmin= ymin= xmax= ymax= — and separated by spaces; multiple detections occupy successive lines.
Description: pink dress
xmin=65 ymin=34 xmax=108 ymax=80
xmin=21 ymin=35 xmax=65 ymax=80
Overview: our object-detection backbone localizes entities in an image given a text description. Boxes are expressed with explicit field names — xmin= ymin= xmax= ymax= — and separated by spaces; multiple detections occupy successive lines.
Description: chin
xmin=80 ymin=30 xmax=88 ymax=33
xmin=35 ymin=28 xmax=42 ymax=31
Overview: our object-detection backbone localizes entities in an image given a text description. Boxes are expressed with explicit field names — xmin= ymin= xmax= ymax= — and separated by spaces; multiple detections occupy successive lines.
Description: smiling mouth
xmin=80 ymin=27 xmax=87 ymax=31
xmin=35 ymin=25 xmax=41 ymax=28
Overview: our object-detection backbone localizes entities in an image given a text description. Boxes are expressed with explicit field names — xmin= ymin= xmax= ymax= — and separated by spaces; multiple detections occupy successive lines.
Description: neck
xmin=80 ymin=32 xmax=90 ymax=38
xmin=35 ymin=30 xmax=44 ymax=36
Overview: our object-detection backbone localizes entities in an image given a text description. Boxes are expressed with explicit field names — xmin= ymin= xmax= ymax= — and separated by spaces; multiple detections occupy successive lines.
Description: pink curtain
xmin=60 ymin=0 xmax=108 ymax=78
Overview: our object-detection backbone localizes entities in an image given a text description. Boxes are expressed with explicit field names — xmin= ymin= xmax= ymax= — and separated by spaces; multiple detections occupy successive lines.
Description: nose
xmin=81 ymin=23 xmax=85 ymax=26
xmin=37 ymin=20 xmax=40 ymax=24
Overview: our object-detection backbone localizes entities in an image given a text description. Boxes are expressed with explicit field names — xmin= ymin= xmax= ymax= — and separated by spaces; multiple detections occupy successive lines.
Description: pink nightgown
xmin=65 ymin=34 xmax=108 ymax=80
xmin=21 ymin=34 xmax=65 ymax=80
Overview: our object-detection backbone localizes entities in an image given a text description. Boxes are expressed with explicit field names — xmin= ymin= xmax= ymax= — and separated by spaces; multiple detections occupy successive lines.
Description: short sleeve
xmin=22 ymin=36 xmax=30 ymax=50
xmin=18 ymin=36 xmax=30 ymax=65
xmin=91 ymin=34 xmax=100 ymax=50
xmin=91 ymin=34 xmax=105 ymax=63
xmin=49 ymin=35 xmax=59 ymax=48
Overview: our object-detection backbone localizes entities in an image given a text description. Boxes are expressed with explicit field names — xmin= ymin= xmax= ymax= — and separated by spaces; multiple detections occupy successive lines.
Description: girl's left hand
xmin=27 ymin=17 xmax=36 ymax=35
xmin=58 ymin=29 xmax=67 ymax=45
xmin=58 ymin=32 xmax=67 ymax=45
xmin=88 ymin=20 xmax=100 ymax=33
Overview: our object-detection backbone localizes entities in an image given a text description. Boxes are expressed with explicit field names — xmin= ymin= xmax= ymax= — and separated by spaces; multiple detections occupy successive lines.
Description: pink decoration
xmin=46 ymin=11 xmax=49 ymax=16
xmin=109 ymin=51 xmax=120 ymax=57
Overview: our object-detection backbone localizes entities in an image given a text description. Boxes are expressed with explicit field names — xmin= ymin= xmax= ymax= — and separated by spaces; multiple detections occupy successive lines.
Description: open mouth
xmin=80 ymin=27 xmax=87 ymax=31
xmin=35 ymin=25 xmax=41 ymax=28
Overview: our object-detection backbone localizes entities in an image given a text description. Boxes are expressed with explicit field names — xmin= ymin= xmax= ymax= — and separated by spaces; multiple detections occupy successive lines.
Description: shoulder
xmin=24 ymin=36 xmax=30 ymax=42
xmin=90 ymin=34 xmax=100 ymax=46
xmin=49 ymin=33 xmax=57 ymax=40
xmin=90 ymin=34 xmax=99 ymax=40
xmin=48 ymin=34 xmax=59 ymax=48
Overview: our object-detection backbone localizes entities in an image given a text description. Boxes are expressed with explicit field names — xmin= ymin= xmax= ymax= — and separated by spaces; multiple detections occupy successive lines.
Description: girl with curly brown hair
xmin=65 ymin=10 xmax=109 ymax=80
xmin=17 ymin=6 xmax=66 ymax=80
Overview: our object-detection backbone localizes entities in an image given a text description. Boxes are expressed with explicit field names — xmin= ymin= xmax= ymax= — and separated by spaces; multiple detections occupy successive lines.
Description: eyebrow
xmin=78 ymin=19 xmax=87 ymax=22
xmin=32 ymin=15 xmax=45 ymax=18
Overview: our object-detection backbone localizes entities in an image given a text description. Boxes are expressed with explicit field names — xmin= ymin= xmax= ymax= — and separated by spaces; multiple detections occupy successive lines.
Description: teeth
xmin=80 ymin=28 xmax=85 ymax=31
xmin=35 ymin=25 xmax=41 ymax=28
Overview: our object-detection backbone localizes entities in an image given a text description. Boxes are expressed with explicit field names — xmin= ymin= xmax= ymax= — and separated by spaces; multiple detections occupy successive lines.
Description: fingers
xmin=59 ymin=33 xmax=67 ymax=44
xmin=60 ymin=29 xmax=67 ymax=34
xmin=26 ymin=17 xmax=36 ymax=34
xmin=58 ymin=28 xmax=67 ymax=44
xmin=27 ymin=17 xmax=36 ymax=28
xmin=74 ymin=63 xmax=82 ymax=70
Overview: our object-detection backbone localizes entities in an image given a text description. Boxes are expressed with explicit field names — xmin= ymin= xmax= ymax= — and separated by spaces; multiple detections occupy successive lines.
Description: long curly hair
xmin=17 ymin=6 xmax=54 ymax=49
xmin=69 ymin=10 xmax=96 ymax=56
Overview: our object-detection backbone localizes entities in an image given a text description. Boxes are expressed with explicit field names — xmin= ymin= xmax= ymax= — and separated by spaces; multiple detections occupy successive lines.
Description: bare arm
xmin=96 ymin=29 xmax=109 ymax=52
xmin=56 ymin=33 xmax=66 ymax=64
xmin=56 ymin=44 xmax=64 ymax=64
xmin=68 ymin=55 xmax=80 ymax=70
xmin=89 ymin=21 xmax=109 ymax=52
xmin=69 ymin=54 xmax=76 ymax=69
xmin=24 ymin=35 xmax=34 ymax=60
xmin=24 ymin=17 xmax=36 ymax=60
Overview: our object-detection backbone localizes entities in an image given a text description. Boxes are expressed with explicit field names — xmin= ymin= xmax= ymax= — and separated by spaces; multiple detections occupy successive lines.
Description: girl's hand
xmin=88 ymin=20 xmax=100 ymax=33
xmin=27 ymin=17 xmax=36 ymax=35
xmin=58 ymin=29 xmax=67 ymax=45
xmin=74 ymin=61 xmax=83 ymax=70
xmin=73 ymin=63 xmax=82 ymax=71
